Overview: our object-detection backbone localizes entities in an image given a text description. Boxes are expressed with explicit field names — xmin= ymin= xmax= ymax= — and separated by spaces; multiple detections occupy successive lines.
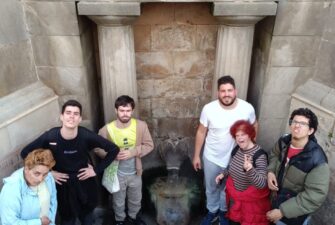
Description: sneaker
xmin=200 ymin=211 xmax=218 ymax=225
xmin=219 ymin=210 xmax=229 ymax=225
xmin=125 ymin=217 xmax=136 ymax=225
xmin=115 ymin=221 xmax=125 ymax=225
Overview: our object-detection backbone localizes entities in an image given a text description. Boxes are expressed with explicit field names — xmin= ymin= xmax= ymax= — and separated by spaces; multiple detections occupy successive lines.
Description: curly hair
xmin=289 ymin=108 xmax=318 ymax=135
xmin=230 ymin=120 xmax=256 ymax=141
xmin=24 ymin=149 xmax=55 ymax=170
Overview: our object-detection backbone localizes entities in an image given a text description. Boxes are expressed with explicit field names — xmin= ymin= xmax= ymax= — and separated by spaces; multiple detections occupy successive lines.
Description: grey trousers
xmin=112 ymin=174 xmax=142 ymax=221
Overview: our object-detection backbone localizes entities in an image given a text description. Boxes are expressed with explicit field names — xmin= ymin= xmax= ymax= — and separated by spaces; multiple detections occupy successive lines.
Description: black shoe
xmin=126 ymin=217 xmax=135 ymax=225
xmin=125 ymin=216 xmax=146 ymax=225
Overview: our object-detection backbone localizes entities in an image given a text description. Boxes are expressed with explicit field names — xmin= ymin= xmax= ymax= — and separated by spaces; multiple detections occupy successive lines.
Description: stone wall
xmin=0 ymin=0 xmax=60 ymax=187
xmin=134 ymin=2 xmax=218 ymax=139
xmin=23 ymin=0 xmax=101 ymax=130
xmin=0 ymin=0 xmax=37 ymax=96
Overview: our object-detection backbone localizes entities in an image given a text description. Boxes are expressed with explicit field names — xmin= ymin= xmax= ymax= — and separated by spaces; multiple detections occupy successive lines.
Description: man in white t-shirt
xmin=193 ymin=75 xmax=258 ymax=225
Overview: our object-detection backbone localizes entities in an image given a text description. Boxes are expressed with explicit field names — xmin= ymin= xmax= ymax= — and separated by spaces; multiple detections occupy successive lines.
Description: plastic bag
xmin=102 ymin=161 xmax=120 ymax=193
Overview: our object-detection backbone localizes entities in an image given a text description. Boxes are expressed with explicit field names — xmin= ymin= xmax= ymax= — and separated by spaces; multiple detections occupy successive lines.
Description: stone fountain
xmin=148 ymin=138 xmax=201 ymax=225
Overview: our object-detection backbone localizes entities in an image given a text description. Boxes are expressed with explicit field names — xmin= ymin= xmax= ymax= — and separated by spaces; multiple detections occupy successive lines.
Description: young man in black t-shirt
xmin=21 ymin=100 xmax=119 ymax=225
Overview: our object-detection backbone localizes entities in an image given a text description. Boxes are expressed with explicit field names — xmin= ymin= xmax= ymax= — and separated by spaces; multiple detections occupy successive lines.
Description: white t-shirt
xmin=200 ymin=99 xmax=256 ymax=167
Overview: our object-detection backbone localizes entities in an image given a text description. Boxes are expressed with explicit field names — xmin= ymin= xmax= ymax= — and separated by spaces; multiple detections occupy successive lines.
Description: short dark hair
xmin=217 ymin=75 xmax=235 ymax=90
xmin=115 ymin=95 xmax=135 ymax=110
xmin=289 ymin=108 xmax=318 ymax=135
xmin=230 ymin=120 xmax=256 ymax=141
xmin=62 ymin=100 xmax=82 ymax=115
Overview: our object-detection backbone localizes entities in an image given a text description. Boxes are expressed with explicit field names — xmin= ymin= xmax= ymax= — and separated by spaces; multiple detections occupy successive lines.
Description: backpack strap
xmin=252 ymin=148 xmax=268 ymax=168
xmin=231 ymin=145 xmax=239 ymax=158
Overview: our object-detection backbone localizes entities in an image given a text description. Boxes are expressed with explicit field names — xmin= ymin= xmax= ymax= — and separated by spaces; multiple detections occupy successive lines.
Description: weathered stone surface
xmin=270 ymin=36 xmax=320 ymax=67
xmin=323 ymin=2 xmax=335 ymax=43
xmin=321 ymin=89 xmax=335 ymax=113
xmin=175 ymin=3 xmax=218 ymax=25
xmin=136 ymin=52 xmax=174 ymax=79
xmin=0 ymin=40 xmax=37 ymax=97
xmin=0 ymin=0 xmax=28 ymax=44
xmin=0 ymin=151 xmax=22 ymax=189
xmin=138 ymin=98 xmax=152 ymax=118
xmin=196 ymin=25 xmax=218 ymax=50
xmin=23 ymin=1 xmax=80 ymax=35
xmin=0 ymin=128 xmax=11 ymax=160
xmin=153 ymin=78 xmax=203 ymax=98
xmin=295 ymin=79 xmax=331 ymax=106
xmin=0 ymin=82 xmax=58 ymax=125
xmin=80 ymin=26 xmax=95 ymax=64
xmin=274 ymin=2 xmax=329 ymax=36
xmin=37 ymin=66 xmax=87 ymax=96
xmin=152 ymin=97 xmax=201 ymax=118
xmin=259 ymin=94 xmax=291 ymax=119
xmin=6 ymin=99 xmax=60 ymax=153
xmin=173 ymin=51 xmax=215 ymax=77
xmin=134 ymin=25 xmax=151 ymax=52
xmin=257 ymin=118 xmax=286 ymax=152
xmin=137 ymin=79 xmax=154 ymax=99
xmin=77 ymin=2 xmax=140 ymax=16
xmin=213 ymin=2 xmax=277 ymax=16
xmin=134 ymin=3 xmax=174 ymax=25
xmin=248 ymin=16 xmax=274 ymax=113
xmin=312 ymin=197 xmax=335 ymax=225
xmin=31 ymin=36 xmax=84 ymax=67
xmin=154 ymin=118 xmax=198 ymax=139
xmin=314 ymin=41 xmax=335 ymax=89
xmin=152 ymin=25 xmax=196 ymax=51
xmin=138 ymin=78 xmax=204 ymax=99
xmin=263 ymin=67 xmax=314 ymax=94
xmin=0 ymin=82 xmax=59 ymax=185
xmin=203 ymin=77 xmax=214 ymax=98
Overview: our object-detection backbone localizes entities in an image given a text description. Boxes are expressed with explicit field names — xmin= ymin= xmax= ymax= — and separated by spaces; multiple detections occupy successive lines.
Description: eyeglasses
xmin=289 ymin=119 xmax=309 ymax=127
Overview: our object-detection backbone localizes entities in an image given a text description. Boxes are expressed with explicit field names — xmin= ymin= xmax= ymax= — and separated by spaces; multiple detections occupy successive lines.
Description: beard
xmin=118 ymin=116 xmax=131 ymax=123
xmin=219 ymin=96 xmax=236 ymax=106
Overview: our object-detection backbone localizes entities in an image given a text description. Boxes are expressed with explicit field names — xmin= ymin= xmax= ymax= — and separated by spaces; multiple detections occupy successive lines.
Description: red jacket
xmin=226 ymin=176 xmax=271 ymax=225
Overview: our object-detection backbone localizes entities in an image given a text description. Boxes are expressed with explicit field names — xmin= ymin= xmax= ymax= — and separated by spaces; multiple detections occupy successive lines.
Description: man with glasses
xmin=266 ymin=108 xmax=329 ymax=225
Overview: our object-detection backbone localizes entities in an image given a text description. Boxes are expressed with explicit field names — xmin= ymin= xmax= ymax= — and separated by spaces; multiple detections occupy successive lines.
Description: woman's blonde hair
xmin=24 ymin=149 xmax=55 ymax=170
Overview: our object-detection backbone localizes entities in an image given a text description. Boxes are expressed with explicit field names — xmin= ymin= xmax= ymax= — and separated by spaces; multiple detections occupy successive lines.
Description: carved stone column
xmin=212 ymin=16 xmax=263 ymax=100
xmin=212 ymin=1 xmax=277 ymax=99
xmin=89 ymin=16 xmax=138 ymax=122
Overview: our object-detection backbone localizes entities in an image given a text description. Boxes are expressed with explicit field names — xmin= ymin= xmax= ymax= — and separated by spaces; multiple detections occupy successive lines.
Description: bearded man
xmin=95 ymin=95 xmax=154 ymax=225
xmin=192 ymin=75 xmax=258 ymax=225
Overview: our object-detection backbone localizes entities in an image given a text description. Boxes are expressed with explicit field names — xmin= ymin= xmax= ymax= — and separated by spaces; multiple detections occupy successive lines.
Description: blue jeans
xmin=203 ymin=156 xmax=227 ymax=213
xmin=275 ymin=216 xmax=311 ymax=225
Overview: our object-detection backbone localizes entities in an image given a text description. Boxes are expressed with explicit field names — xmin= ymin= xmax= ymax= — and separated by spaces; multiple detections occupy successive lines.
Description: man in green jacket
xmin=266 ymin=108 xmax=329 ymax=225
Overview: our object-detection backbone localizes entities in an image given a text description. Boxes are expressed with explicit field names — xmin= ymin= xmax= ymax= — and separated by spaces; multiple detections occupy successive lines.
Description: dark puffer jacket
xmin=268 ymin=134 xmax=329 ymax=224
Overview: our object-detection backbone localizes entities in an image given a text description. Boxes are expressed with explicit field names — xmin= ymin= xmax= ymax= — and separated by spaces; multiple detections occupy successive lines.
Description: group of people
xmin=193 ymin=76 xmax=330 ymax=225
xmin=0 ymin=75 xmax=330 ymax=225
xmin=0 ymin=96 xmax=153 ymax=225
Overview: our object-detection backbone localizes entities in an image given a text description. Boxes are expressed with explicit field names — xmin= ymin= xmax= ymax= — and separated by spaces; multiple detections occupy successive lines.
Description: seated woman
xmin=0 ymin=149 xmax=57 ymax=225
xmin=216 ymin=120 xmax=270 ymax=225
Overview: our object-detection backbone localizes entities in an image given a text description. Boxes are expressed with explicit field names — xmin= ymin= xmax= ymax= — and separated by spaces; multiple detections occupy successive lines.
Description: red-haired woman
xmin=215 ymin=120 xmax=270 ymax=225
